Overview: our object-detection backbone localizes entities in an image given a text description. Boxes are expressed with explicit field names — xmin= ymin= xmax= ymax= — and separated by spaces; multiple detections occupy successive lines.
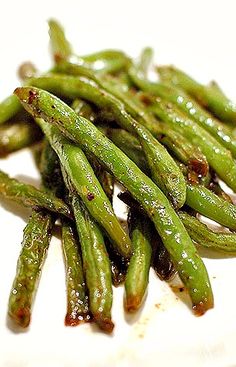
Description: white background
xmin=1 ymin=1 xmax=236 ymax=366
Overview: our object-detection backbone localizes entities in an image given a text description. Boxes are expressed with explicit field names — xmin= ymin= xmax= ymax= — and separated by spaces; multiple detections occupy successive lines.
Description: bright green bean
xmin=157 ymin=65 xmax=236 ymax=125
xmin=186 ymin=184 xmax=236 ymax=230
xmin=179 ymin=211 xmax=236 ymax=253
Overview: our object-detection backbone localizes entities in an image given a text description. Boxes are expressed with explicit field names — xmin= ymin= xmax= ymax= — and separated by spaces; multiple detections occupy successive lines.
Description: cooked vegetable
xmin=124 ymin=210 xmax=152 ymax=312
xmin=71 ymin=195 xmax=114 ymax=332
xmin=0 ymin=94 xmax=22 ymax=125
xmin=8 ymin=209 xmax=54 ymax=327
xmin=8 ymin=140 xmax=59 ymax=327
xmin=62 ymin=219 xmax=91 ymax=326
xmin=186 ymin=184 xmax=236 ymax=230
xmin=150 ymin=101 xmax=236 ymax=192
xmin=179 ymin=212 xmax=236 ymax=253
xmin=15 ymin=86 xmax=214 ymax=314
xmin=0 ymin=119 xmax=42 ymax=156
xmin=0 ymin=169 xmax=72 ymax=218
xmin=4 ymin=20 xmax=236 ymax=331
xmin=37 ymin=118 xmax=131 ymax=259
xmin=28 ymin=74 xmax=186 ymax=209
xmin=130 ymin=64 xmax=236 ymax=157
xmin=157 ymin=65 xmax=236 ymax=125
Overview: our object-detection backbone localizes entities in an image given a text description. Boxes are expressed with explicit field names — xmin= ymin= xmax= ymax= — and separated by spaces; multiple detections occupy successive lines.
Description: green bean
xmin=101 ymin=83 xmax=207 ymax=173
xmin=29 ymin=74 xmax=186 ymax=208
xmin=37 ymin=118 xmax=131 ymax=258
xmin=0 ymin=119 xmax=42 ymax=156
xmin=95 ymin=167 xmax=114 ymax=202
xmin=0 ymin=169 xmax=72 ymax=218
xmin=71 ymin=98 xmax=96 ymax=122
xmin=100 ymin=126 xmax=149 ymax=174
xmin=207 ymin=81 xmax=227 ymax=98
xmin=90 ymin=157 xmax=124 ymax=284
xmin=157 ymin=65 xmax=236 ymax=125
xmin=186 ymin=184 xmax=236 ymax=230
xmin=157 ymin=126 xmax=209 ymax=174
xmin=138 ymin=47 xmax=154 ymax=76
xmin=56 ymin=63 xmax=161 ymax=133
xmin=79 ymin=49 xmax=131 ymax=74
xmin=8 ymin=209 xmax=54 ymax=327
xmin=41 ymin=141 xmax=91 ymax=325
xmin=151 ymin=232 xmax=176 ymax=281
xmin=54 ymin=50 xmax=131 ymax=75
xmin=125 ymin=210 xmax=152 ymax=313
xmin=0 ymin=94 xmax=22 ymax=125
xmin=150 ymin=101 xmax=236 ymax=192
xmin=15 ymin=86 xmax=214 ymax=314
xmin=117 ymin=190 xmax=175 ymax=281
xmin=8 ymin=141 xmax=59 ymax=327
xmin=42 ymin=142 xmax=91 ymax=326
xmin=131 ymin=66 xmax=236 ymax=157
xmin=54 ymin=65 xmax=209 ymax=177
xmin=102 ymin=125 xmax=208 ymax=179
xmin=71 ymin=195 xmax=114 ymax=332
xmin=104 ymin=124 xmax=235 ymax=234
xmin=48 ymin=19 xmax=131 ymax=74
xmin=39 ymin=139 xmax=65 ymax=198
xmin=82 ymin=141 xmax=115 ymax=201
xmin=48 ymin=19 xmax=73 ymax=62
xmin=31 ymin=141 xmax=44 ymax=170
xmin=62 ymin=219 xmax=91 ymax=326
xmin=18 ymin=62 xmax=37 ymax=82
xmin=210 ymin=182 xmax=233 ymax=203
xmin=179 ymin=212 xmax=236 ymax=253
xmin=106 ymin=239 xmax=128 ymax=287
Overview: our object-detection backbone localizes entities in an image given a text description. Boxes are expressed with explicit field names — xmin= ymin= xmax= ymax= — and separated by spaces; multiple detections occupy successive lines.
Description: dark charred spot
xmin=54 ymin=53 xmax=63 ymax=63
xmin=139 ymin=94 xmax=153 ymax=106
xmin=193 ymin=297 xmax=214 ymax=316
xmin=28 ymin=90 xmax=37 ymax=104
xmin=187 ymin=171 xmax=199 ymax=184
xmin=188 ymin=158 xmax=208 ymax=177
xmin=87 ymin=192 xmax=95 ymax=201
xmin=14 ymin=307 xmax=31 ymax=328
xmin=125 ymin=295 xmax=142 ymax=313
xmin=94 ymin=314 xmax=114 ymax=333
xmin=159 ymin=133 xmax=165 ymax=140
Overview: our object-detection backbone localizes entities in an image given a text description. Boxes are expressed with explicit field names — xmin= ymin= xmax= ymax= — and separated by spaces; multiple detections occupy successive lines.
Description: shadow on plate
xmin=0 ymin=196 xmax=30 ymax=223
xmin=197 ymin=245 xmax=236 ymax=260
xmin=15 ymin=174 xmax=40 ymax=188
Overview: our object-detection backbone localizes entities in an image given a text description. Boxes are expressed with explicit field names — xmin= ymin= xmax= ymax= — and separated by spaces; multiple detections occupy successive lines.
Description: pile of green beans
xmin=1 ymin=19 xmax=236 ymax=333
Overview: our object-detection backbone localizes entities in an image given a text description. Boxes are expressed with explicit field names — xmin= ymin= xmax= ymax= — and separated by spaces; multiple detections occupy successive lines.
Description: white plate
xmin=1 ymin=1 xmax=236 ymax=366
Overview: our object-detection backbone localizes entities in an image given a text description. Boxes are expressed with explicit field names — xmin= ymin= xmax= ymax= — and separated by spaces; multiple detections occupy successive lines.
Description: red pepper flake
xmin=188 ymin=158 xmax=208 ymax=177
xmin=87 ymin=192 xmax=95 ymax=201
xmin=28 ymin=90 xmax=37 ymax=104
